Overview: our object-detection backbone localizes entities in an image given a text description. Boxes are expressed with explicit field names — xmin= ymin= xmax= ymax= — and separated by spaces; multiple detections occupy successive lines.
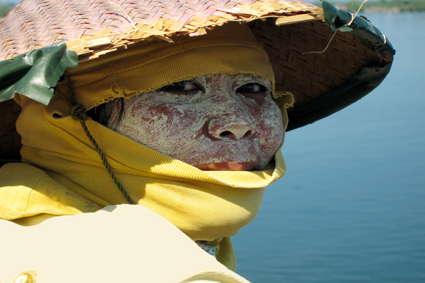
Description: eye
xmin=237 ymin=83 xmax=269 ymax=102
xmin=159 ymin=80 xmax=202 ymax=93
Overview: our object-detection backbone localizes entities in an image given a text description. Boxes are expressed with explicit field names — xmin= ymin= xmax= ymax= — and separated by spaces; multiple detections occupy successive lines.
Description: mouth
xmin=194 ymin=161 xmax=260 ymax=171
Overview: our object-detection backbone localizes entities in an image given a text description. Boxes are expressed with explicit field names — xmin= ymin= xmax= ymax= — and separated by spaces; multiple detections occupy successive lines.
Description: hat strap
xmin=57 ymin=77 xmax=135 ymax=205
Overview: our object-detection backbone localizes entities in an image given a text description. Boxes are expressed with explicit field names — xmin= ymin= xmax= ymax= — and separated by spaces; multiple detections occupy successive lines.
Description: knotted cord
xmin=57 ymin=76 xmax=135 ymax=204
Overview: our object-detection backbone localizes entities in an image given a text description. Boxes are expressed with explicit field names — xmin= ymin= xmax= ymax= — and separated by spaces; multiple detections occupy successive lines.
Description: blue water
xmin=233 ymin=12 xmax=425 ymax=282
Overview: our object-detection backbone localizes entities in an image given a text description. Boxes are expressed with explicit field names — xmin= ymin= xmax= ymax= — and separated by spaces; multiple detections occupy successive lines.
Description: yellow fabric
xmin=64 ymin=22 xmax=276 ymax=110
xmin=0 ymin=163 xmax=99 ymax=220
xmin=1 ymin=22 xmax=291 ymax=270
xmin=0 ymin=93 xmax=288 ymax=268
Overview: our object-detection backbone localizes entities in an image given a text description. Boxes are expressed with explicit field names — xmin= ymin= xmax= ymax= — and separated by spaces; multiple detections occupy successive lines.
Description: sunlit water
xmin=233 ymin=12 xmax=425 ymax=283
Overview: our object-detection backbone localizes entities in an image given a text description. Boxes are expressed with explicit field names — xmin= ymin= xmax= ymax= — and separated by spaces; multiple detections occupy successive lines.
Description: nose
xmin=206 ymin=110 xmax=256 ymax=140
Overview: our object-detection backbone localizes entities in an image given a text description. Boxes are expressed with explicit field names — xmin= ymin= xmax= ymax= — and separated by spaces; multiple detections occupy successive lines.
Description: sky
xmin=0 ymin=0 xmax=20 ymax=4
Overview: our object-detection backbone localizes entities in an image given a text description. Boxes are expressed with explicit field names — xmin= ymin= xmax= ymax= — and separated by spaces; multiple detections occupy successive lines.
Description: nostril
xmin=220 ymin=131 xmax=233 ymax=138
xmin=243 ymin=130 xmax=253 ymax=138
xmin=243 ymin=130 xmax=252 ymax=138
xmin=207 ymin=118 xmax=256 ymax=140
xmin=219 ymin=130 xmax=253 ymax=139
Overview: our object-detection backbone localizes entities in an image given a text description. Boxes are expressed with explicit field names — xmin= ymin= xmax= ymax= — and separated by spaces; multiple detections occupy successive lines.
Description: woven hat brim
xmin=0 ymin=0 xmax=394 ymax=160
xmin=248 ymin=18 xmax=394 ymax=131
xmin=0 ymin=0 xmax=323 ymax=61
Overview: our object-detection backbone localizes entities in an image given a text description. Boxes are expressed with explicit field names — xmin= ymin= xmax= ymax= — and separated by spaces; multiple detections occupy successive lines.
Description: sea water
xmin=233 ymin=12 xmax=425 ymax=283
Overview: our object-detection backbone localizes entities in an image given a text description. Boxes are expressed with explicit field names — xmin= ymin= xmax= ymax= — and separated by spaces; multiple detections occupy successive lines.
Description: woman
xmin=0 ymin=0 xmax=394 ymax=282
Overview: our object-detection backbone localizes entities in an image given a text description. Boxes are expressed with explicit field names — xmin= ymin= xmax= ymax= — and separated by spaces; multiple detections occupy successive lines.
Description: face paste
xmin=111 ymin=74 xmax=284 ymax=171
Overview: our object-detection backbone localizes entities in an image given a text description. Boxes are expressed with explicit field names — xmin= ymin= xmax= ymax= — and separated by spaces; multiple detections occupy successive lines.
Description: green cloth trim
xmin=0 ymin=42 xmax=78 ymax=105
xmin=322 ymin=0 xmax=395 ymax=57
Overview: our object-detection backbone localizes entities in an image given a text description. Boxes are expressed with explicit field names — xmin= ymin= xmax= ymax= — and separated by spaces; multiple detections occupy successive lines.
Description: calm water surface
xmin=233 ymin=12 xmax=425 ymax=282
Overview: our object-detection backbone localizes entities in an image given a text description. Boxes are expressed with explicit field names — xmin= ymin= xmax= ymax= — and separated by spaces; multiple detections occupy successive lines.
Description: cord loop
xmin=71 ymin=103 xmax=88 ymax=121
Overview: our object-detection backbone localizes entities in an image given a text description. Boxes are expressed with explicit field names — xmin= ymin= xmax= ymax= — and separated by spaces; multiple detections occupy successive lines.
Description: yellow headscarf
xmin=0 ymin=22 xmax=293 ymax=269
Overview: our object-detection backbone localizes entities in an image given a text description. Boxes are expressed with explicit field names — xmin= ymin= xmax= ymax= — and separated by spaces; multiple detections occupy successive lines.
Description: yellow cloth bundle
xmin=65 ymin=22 xmax=277 ymax=110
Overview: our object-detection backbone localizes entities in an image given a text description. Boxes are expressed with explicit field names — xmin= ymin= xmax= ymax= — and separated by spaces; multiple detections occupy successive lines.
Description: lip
xmin=195 ymin=161 xmax=260 ymax=171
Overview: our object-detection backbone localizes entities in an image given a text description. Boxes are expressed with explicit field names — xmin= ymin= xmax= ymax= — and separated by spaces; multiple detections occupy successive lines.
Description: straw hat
xmin=0 ymin=0 xmax=394 ymax=160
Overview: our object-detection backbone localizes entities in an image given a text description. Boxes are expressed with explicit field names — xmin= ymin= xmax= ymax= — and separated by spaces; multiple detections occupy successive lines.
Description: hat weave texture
xmin=0 ymin=0 xmax=322 ymax=61
xmin=0 ymin=0 xmax=394 ymax=160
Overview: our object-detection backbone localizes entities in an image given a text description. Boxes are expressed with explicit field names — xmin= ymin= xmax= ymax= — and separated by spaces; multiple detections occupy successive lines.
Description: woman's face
xmin=110 ymin=73 xmax=284 ymax=171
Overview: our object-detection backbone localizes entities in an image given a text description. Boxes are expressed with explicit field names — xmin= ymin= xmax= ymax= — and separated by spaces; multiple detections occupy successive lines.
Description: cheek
xmin=119 ymin=100 xmax=204 ymax=155
xmin=253 ymin=101 xmax=284 ymax=158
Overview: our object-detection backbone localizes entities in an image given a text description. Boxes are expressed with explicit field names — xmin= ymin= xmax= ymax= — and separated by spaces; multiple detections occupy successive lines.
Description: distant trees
xmin=315 ymin=0 xmax=425 ymax=12
xmin=0 ymin=3 xmax=15 ymax=18
xmin=367 ymin=0 xmax=425 ymax=11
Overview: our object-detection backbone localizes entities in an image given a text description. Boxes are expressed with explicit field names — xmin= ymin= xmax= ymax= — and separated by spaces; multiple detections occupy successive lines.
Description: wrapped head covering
xmin=63 ymin=22 xmax=279 ymax=109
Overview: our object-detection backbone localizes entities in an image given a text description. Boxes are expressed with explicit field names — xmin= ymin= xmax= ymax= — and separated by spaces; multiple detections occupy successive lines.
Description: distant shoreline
xmin=314 ymin=1 xmax=425 ymax=13
xmin=331 ymin=5 xmax=424 ymax=13
xmin=2 ymin=1 xmax=425 ymax=19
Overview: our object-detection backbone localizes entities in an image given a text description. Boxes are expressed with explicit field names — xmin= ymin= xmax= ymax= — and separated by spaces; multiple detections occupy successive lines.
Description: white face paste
xmin=110 ymin=74 xmax=284 ymax=171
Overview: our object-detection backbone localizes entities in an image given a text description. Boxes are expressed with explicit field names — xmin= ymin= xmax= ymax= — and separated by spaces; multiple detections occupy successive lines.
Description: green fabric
xmin=322 ymin=0 xmax=395 ymax=57
xmin=0 ymin=42 xmax=78 ymax=105
xmin=285 ymin=1 xmax=396 ymax=131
